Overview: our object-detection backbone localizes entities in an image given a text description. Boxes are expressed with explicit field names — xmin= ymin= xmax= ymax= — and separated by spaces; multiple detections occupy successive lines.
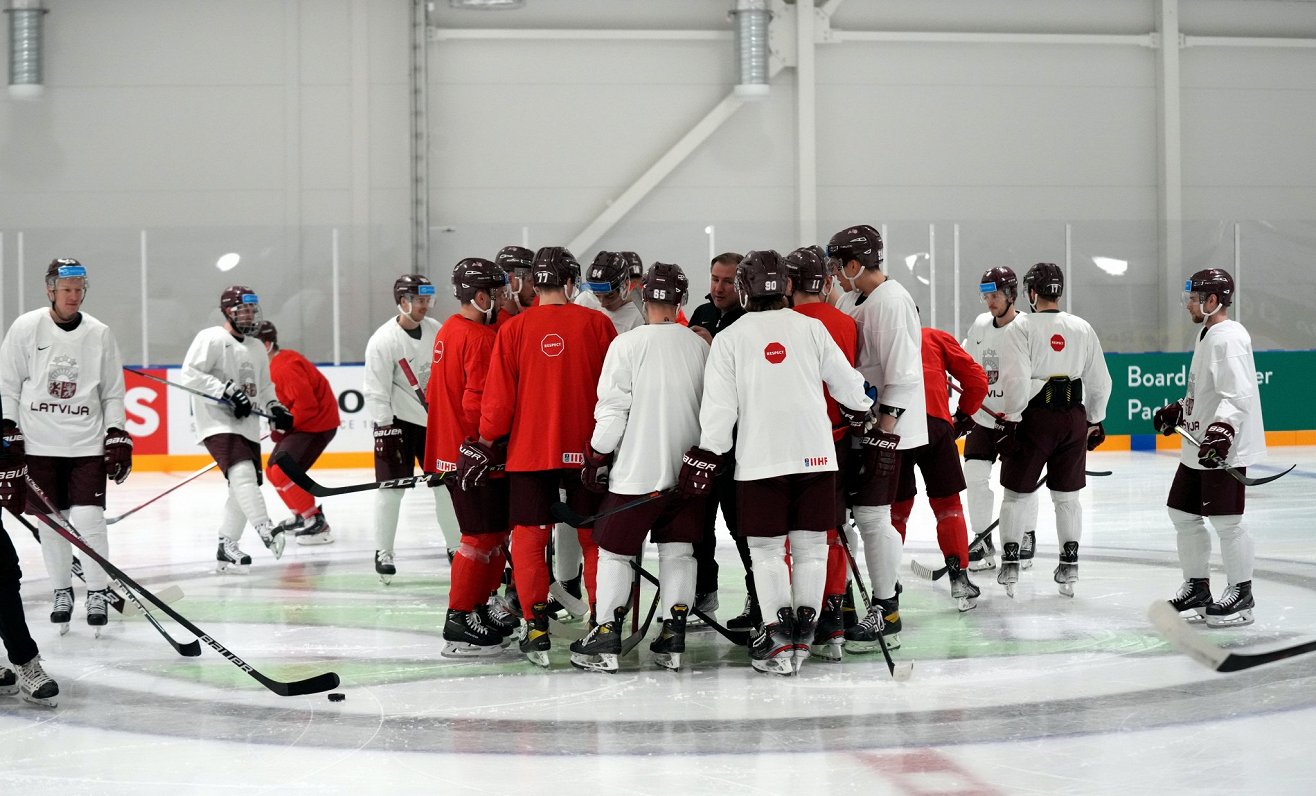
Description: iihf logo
xmin=803 ymin=456 xmax=829 ymax=468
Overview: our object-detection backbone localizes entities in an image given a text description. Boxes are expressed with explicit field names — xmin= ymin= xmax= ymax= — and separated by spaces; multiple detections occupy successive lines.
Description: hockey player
xmin=826 ymin=225 xmax=926 ymax=652
xmin=1157 ymin=268 xmax=1265 ymax=627
xmin=0 ymin=503 xmax=59 ymax=706
xmin=994 ymin=263 xmax=1111 ymax=598
xmin=464 ymin=246 xmax=617 ymax=666
xmin=364 ymin=274 xmax=449 ymax=583
xmin=182 ymin=285 xmax=294 ymax=572
xmin=255 ymin=322 xmax=340 ymax=545
xmin=575 ymin=251 xmax=644 ymax=334
xmin=570 ymin=263 xmax=708 ymax=673
xmin=494 ymin=245 xmax=536 ymax=323
xmin=685 ymin=250 xmax=873 ymax=676
xmin=427 ymin=258 xmax=518 ymax=656
xmin=0 ymin=259 xmax=132 ymax=633
xmin=961 ymin=267 xmax=1037 ymax=572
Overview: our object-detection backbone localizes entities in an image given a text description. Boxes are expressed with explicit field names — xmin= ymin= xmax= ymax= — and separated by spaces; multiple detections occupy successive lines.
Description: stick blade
xmin=891 ymin=661 xmax=914 ymax=681
xmin=909 ymin=559 xmax=941 ymax=582
xmin=270 ymin=670 xmax=341 ymax=697
xmin=1147 ymin=600 xmax=1229 ymax=670
xmin=549 ymin=501 xmax=589 ymax=528
xmin=180 ymin=640 xmax=203 ymax=657
xmin=1240 ymin=464 xmax=1296 ymax=487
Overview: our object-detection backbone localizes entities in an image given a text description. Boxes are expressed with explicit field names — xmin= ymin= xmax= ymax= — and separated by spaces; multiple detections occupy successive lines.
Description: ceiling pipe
xmin=731 ymin=0 xmax=770 ymax=99
xmin=6 ymin=0 xmax=47 ymax=100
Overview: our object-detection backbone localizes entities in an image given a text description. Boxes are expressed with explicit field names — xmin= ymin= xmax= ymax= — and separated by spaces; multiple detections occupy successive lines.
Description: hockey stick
xmin=836 ymin=527 xmax=913 ymax=681
xmin=950 ymin=382 xmax=1111 ymax=476
xmin=549 ymin=490 xmax=672 ymax=529
xmin=124 ymin=367 xmax=275 ymax=421
xmin=398 ymin=358 xmax=429 ymax=411
xmin=107 ymin=460 xmax=219 ymax=525
xmin=908 ymin=471 xmax=1051 ymax=582
xmin=271 ymin=450 xmax=444 ymax=497
xmin=1173 ymin=426 xmax=1294 ymax=487
xmin=1147 ymin=600 xmax=1316 ymax=672
xmin=19 ymin=480 xmax=338 ymax=695
xmin=631 ymin=561 xmax=749 ymax=646
xmin=620 ymin=578 xmax=662 ymax=656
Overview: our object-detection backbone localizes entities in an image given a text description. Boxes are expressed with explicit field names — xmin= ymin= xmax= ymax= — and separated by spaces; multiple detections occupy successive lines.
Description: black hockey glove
xmin=456 ymin=437 xmax=500 ymax=491
xmin=1198 ymin=422 xmax=1235 ymax=468
xmin=269 ymin=401 xmax=294 ymax=433
xmin=223 ymin=381 xmax=253 ymax=419
xmin=103 ymin=427 xmax=134 ymax=485
xmin=374 ymin=424 xmax=404 ymax=466
xmin=0 ymin=420 xmax=27 ymax=511
xmin=858 ymin=427 xmax=900 ymax=479
xmin=1153 ymin=401 xmax=1184 ymax=437
xmin=952 ymin=410 xmax=976 ymax=439
xmin=993 ymin=419 xmax=1021 ymax=458
xmin=677 ymin=447 xmax=722 ymax=497
xmin=580 ymin=446 xmax=613 ymax=494
xmin=1086 ymin=421 xmax=1106 ymax=452
xmin=838 ymin=403 xmax=869 ymax=433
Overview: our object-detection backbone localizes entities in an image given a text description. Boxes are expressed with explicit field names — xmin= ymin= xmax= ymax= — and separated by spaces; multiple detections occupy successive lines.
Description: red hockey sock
xmin=448 ymin=533 xmax=507 ymax=611
xmin=930 ymin=494 xmax=970 ymax=567
xmin=267 ymin=462 xmax=315 ymax=517
xmin=576 ymin=528 xmax=599 ymax=613
xmin=825 ymin=529 xmax=847 ymax=595
xmin=511 ymin=524 xmax=552 ymax=620
xmin=892 ymin=497 xmax=914 ymax=543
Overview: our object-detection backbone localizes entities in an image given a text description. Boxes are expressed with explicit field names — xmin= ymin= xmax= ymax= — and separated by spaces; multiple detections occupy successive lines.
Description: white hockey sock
xmin=433 ymin=486 xmax=461 ymax=552
xmin=1052 ymin=490 xmax=1082 ymax=547
xmin=595 ymin=549 xmax=633 ymax=620
xmin=746 ymin=536 xmax=790 ymax=625
xmin=999 ymin=489 xmax=1026 ymax=547
xmin=1210 ymin=514 xmax=1253 ymax=585
xmin=852 ymin=504 xmax=901 ymax=600
xmin=38 ymin=516 xmax=74 ymax=591
xmin=553 ymin=522 xmax=583 ymax=583
xmin=963 ymin=458 xmax=996 ymax=534
xmin=1169 ymin=508 xmax=1212 ymax=580
xmin=219 ymin=492 xmax=246 ymax=541
xmin=374 ymin=488 xmax=403 ymax=552
xmin=657 ymin=542 xmax=695 ymax=616
xmin=228 ymin=460 xmax=271 ymax=529
xmin=67 ymin=505 xmax=109 ymax=592
xmin=787 ymin=530 xmax=827 ymax=616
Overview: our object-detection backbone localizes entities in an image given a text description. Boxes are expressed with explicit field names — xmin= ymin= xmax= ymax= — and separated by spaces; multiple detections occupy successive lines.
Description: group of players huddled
xmin=0 ymin=229 xmax=1267 ymax=706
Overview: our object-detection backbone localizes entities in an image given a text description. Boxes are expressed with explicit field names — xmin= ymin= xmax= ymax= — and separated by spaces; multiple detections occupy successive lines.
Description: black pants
xmin=693 ymin=463 xmax=753 ymax=600
xmin=0 ymin=518 xmax=39 ymax=667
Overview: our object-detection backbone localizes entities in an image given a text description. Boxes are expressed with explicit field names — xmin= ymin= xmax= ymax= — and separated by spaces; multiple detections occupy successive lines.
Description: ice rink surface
xmin=2 ymin=447 xmax=1315 ymax=795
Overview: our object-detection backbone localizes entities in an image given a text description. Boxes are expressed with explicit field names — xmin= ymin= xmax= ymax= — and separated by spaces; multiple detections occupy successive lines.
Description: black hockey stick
xmin=1173 ymin=426 xmax=1294 ymax=487
xmin=549 ymin=490 xmax=672 ymax=529
xmin=631 ymin=561 xmax=749 ymax=646
xmin=620 ymin=569 xmax=662 ymax=656
xmin=836 ymin=528 xmax=913 ymax=680
xmin=271 ymin=450 xmax=444 ymax=497
xmin=124 ymin=367 xmax=276 ymax=420
xmin=1148 ymin=600 xmax=1316 ymax=672
xmin=20 ymin=480 xmax=339 ymax=695
xmin=908 ymin=471 xmax=1050 ymax=582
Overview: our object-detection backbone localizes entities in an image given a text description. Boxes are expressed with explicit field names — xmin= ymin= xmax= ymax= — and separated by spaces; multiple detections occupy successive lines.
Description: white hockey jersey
xmin=844 ymin=279 xmax=927 ymax=449
xmin=0 ymin=309 xmax=127 ymax=457
xmin=699 ymin=309 xmax=871 ymax=481
xmin=574 ymin=290 xmax=644 ymax=335
xmin=1005 ymin=310 xmax=1111 ymax=425
xmin=962 ymin=311 xmax=1031 ymax=429
xmin=363 ymin=316 xmax=441 ymax=427
xmin=592 ymin=323 xmax=708 ymax=493
xmin=181 ymin=326 xmax=275 ymax=443
xmin=1180 ymin=319 xmax=1266 ymax=469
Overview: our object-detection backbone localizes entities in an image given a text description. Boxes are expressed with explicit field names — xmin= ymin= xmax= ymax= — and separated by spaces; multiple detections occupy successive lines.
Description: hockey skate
xmin=216 ymin=536 xmax=252 ymax=574
xmin=441 ymin=609 xmax=506 ymax=659
xmin=86 ymin=589 xmax=110 ymax=637
xmin=810 ymin=594 xmax=845 ymax=662
xmin=1205 ymin=581 xmax=1254 ymax=628
xmin=947 ymin=556 xmax=981 ymax=612
xmin=1168 ymin=578 xmax=1212 ymax=624
xmin=1054 ymin=541 xmax=1079 ymax=598
xmin=997 ymin=542 xmax=1021 ymax=598
xmin=375 ymin=550 xmax=396 ymax=585
xmin=843 ymin=598 xmax=886 ymax=654
xmin=50 ymin=588 xmax=73 ymax=636
xmin=650 ymin=604 xmax=689 ymax=671
xmin=569 ymin=607 xmax=625 ymax=673
xmin=725 ymin=595 xmax=760 ymax=633
xmin=969 ymin=534 xmax=997 ymax=571
xmin=255 ymin=520 xmax=285 ymax=560
xmin=16 ymin=656 xmax=58 ymax=708
xmin=480 ymin=596 xmax=519 ymax=641
xmin=792 ymin=606 xmax=817 ymax=672
xmin=520 ymin=602 xmax=552 ymax=668
xmin=1019 ymin=530 xmax=1036 ymax=570
xmin=0 ymin=666 xmax=15 ymax=696
xmin=749 ymin=607 xmax=797 ymax=677
xmin=292 ymin=508 xmax=333 ymax=546
xmin=687 ymin=591 xmax=719 ymax=629
xmin=546 ymin=575 xmax=587 ymax=621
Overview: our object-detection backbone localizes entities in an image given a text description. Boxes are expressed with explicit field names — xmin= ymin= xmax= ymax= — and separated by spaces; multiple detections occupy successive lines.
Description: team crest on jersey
xmin=983 ymin=350 xmax=999 ymax=385
xmin=763 ymin=342 xmax=787 ymax=364
xmin=1050 ymin=334 xmax=1065 ymax=352
xmin=541 ymin=334 xmax=565 ymax=358
xmin=434 ymin=340 xmax=445 ymax=363
xmin=238 ymin=361 xmax=257 ymax=398
xmin=47 ymin=355 xmax=79 ymax=399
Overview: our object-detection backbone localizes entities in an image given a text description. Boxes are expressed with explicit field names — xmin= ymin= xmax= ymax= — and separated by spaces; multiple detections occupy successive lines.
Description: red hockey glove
xmin=223 ymin=381 xmax=253 ymax=419
xmin=103 ymin=428 xmax=134 ymax=485
xmin=0 ymin=420 xmax=26 ymax=511
xmin=1086 ymin=421 xmax=1106 ymax=452
xmin=456 ymin=437 xmax=501 ymax=491
xmin=952 ymin=410 xmax=976 ymax=439
xmin=373 ymin=423 xmax=404 ymax=466
xmin=994 ymin=419 xmax=1021 ymax=458
xmin=1153 ymin=401 xmax=1184 ymax=437
xmin=859 ymin=427 xmax=900 ymax=479
xmin=580 ymin=446 xmax=614 ymax=494
xmin=677 ymin=447 xmax=722 ymax=497
xmin=1198 ymin=422 xmax=1235 ymax=468
xmin=268 ymin=401 xmax=294 ymax=433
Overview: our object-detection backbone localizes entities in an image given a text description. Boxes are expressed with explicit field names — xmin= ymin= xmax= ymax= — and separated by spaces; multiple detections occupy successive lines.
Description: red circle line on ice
xmin=541 ymin=334 xmax=565 ymax=357
xmin=763 ymin=342 xmax=786 ymax=364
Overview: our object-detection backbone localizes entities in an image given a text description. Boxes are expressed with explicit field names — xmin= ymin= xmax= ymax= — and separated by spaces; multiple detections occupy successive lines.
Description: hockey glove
xmin=455 ymin=437 xmax=500 ymax=491
xmin=838 ymin=403 xmax=869 ymax=433
xmin=858 ymin=427 xmax=900 ymax=479
xmin=373 ymin=423 xmax=405 ymax=466
xmin=1086 ymin=421 xmax=1106 ymax=452
xmin=268 ymin=401 xmax=294 ymax=433
xmin=1198 ymin=422 xmax=1235 ymax=468
xmin=0 ymin=421 xmax=26 ymax=511
xmin=677 ymin=447 xmax=722 ymax=497
xmin=952 ymin=410 xmax=976 ymax=439
xmin=1153 ymin=401 xmax=1184 ymax=437
xmin=103 ymin=428 xmax=134 ymax=485
xmin=223 ymin=381 xmax=253 ymax=419
xmin=994 ymin=419 xmax=1021 ymax=458
xmin=580 ymin=446 xmax=614 ymax=494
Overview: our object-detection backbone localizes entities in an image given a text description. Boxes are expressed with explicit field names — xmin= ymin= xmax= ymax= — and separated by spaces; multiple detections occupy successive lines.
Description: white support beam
xmin=796 ymin=0 xmax=817 ymax=246
xmin=1184 ymin=35 xmax=1316 ymax=49
xmin=430 ymin=28 xmax=730 ymax=42
xmin=1156 ymin=0 xmax=1183 ymax=351
xmin=833 ymin=30 xmax=1156 ymax=47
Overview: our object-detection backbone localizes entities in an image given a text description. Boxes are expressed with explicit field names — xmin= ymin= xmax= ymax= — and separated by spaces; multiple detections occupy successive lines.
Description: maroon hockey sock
xmin=930 ymin=494 xmax=970 ymax=568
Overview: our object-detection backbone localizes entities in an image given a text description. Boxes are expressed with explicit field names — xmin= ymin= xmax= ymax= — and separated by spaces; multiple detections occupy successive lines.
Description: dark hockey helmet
xmin=642 ymin=262 xmax=689 ymax=307
xmin=735 ymin=249 xmax=788 ymax=302
xmin=46 ymin=257 xmax=88 ymax=288
xmin=785 ymin=246 xmax=828 ymax=294
xmin=825 ymin=225 xmax=884 ymax=271
xmin=393 ymin=273 xmax=436 ymax=305
xmin=531 ymin=246 xmax=581 ymax=289
xmin=452 ymin=257 xmax=507 ymax=302
xmin=979 ymin=266 xmax=1018 ymax=301
xmin=586 ymin=251 xmax=628 ymax=295
xmin=1023 ymin=262 xmax=1064 ymax=299
xmin=253 ymin=321 xmax=278 ymax=347
xmin=620 ymin=251 xmax=643 ymax=280
xmin=219 ymin=285 xmax=263 ymax=335
xmin=495 ymin=245 xmax=535 ymax=275
xmin=1186 ymin=268 xmax=1234 ymax=307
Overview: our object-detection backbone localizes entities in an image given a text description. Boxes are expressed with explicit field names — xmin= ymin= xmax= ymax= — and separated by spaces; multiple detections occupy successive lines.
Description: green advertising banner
xmin=1104 ymin=350 xmax=1312 ymax=435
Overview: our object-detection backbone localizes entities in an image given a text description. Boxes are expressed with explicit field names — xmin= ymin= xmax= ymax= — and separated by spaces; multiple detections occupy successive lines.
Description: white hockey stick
xmin=1148 ymin=600 xmax=1316 ymax=672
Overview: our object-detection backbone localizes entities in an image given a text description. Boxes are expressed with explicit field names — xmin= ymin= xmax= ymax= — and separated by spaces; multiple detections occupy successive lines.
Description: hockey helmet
xmin=785 ymin=246 xmax=828 ymax=294
xmin=46 ymin=258 xmax=88 ymax=289
xmin=642 ymin=262 xmax=689 ymax=307
xmin=253 ymin=321 xmax=278 ymax=347
xmin=219 ymin=285 xmax=263 ymax=335
xmin=735 ymin=250 xmax=788 ymax=304
xmin=825 ymin=225 xmax=884 ymax=271
xmin=393 ymin=273 xmax=436 ymax=305
xmin=1023 ymin=262 xmax=1064 ymax=300
xmin=452 ymin=257 xmax=507 ymax=303
xmin=1186 ymin=268 xmax=1234 ymax=307
xmin=531 ymin=246 xmax=581 ymax=289
xmin=495 ymin=245 xmax=534 ymax=275
xmin=979 ymin=266 xmax=1018 ymax=302
xmin=585 ymin=251 xmax=628 ymax=295
xmin=620 ymin=251 xmax=643 ymax=281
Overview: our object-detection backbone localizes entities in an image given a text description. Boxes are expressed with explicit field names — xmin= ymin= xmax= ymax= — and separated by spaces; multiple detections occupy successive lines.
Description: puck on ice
xmin=327 ymin=692 xmax=345 ymax=702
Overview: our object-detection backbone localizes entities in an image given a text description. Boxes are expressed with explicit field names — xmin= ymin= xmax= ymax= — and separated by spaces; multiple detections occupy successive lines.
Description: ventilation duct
xmin=6 ymin=0 xmax=46 ymax=100
xmin=448 ymin=0 xmax=526 ymax=8
xmin=731 ymin=0 xmax=770 ymax=99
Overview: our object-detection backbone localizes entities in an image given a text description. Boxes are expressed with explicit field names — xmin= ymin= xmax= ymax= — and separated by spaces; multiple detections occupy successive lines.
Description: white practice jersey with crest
xmin=181 ymin=326 xmax=275 ymax=443
xmin=1180 ymin=318 xmax=1266 ymax=469
xmin=962 ymin=311 xmax=1032 ymax=428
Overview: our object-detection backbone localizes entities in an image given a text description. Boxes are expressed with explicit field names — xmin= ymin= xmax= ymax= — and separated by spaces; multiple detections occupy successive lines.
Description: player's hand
xmin=1086 ymin=421 xmax=1106 ymax=452
xmin=373 ymin=424 xmax=404 ymax=466
xmin=691 ymin=326 xmax=713 ymax=346
xmin=223 ymin=381 xmax=253 ymax=419
xmin=1198 ymin=422 xmax=1235 ymax=468
xmin=269 ymin=401 xmax=294 ymax=433
xmin=677 ymin=447 xmax=722 ymax=497
xmin=580 ymin=446 xmax=613 ymax=494
xmin=456 ymin=437 xmax=499 ymax=491
xmin=838 ymin=404 xmax=869 ymax=433
xmin=1153 ymin=401 xmax=1184 ymax=437
xmin=0 ymin=420 xmax=26 ymax=511
xmin=859 ymin=427 xmax=900 ymax=478
xmin=994 ymin=419 xmax=1021 ymax=457
xmin=103 ymin=427 xmax=134 ymax=485
xmin=952 ymin=410 xmax=976 ymax=439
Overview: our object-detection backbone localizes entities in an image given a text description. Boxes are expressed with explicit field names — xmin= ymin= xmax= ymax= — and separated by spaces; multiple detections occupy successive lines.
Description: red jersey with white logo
xmin=791 ymin=301 xmax=858 ymax=441
xmin=1007 ymin=310 xmax=1111 ymax=424
xmin=269 ymin=347 xmax=340 ymax=434
xmin=425 ymin=314 xmax=497 ymax=473
xmin=480 ymin=302 xmax=617 ymax=472
xmin=920 ymin=327 xmax=987 ymax=424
